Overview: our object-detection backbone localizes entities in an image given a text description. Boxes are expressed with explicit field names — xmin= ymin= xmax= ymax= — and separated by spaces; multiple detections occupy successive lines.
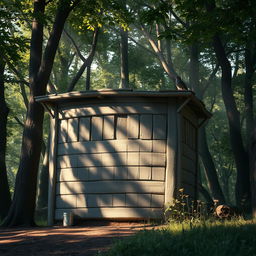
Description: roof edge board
xmin=35 ymin=90 xmax=194 ymax=102
xmin=35 ymin=90 xmax=211 ymax=119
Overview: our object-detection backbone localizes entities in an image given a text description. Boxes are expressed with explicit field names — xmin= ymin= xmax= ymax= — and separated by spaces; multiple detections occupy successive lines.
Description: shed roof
xmin=35 ymin=89 xmax=211 ymax=119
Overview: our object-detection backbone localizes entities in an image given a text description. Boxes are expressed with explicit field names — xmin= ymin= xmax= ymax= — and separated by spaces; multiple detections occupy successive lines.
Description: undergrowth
xmin=99 ymin=219 xmax=256 ymax=256
xmin=99 ymin=190 xmax=256 ymax=256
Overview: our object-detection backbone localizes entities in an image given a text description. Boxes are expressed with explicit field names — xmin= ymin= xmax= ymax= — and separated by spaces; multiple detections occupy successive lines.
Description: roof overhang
xmin=35 ymin=89 xmax=212 ymax=120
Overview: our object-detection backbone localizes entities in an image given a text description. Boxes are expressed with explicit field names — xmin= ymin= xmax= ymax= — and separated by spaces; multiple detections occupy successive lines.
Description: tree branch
xmin=139 ymin=24 xmax=190 ymax=90
xmin=4 ymin=58 xmax=29 ymax=87
xmin=47 ymin=79 xmax=58 ymax=93
xmin=20 ymin=82 xmax=29 ymax=109
xmin=63 ymin=29 xmax=86 ymax=62
xmin=66 ymin=28 xmax=99 ymax=92
xmin=128 ymin=36 xmax=155 ymax=55
xmin=140 ymin=24 xmax=176 ymax=81
xmin=4 ymin=57 xmax=29 ymax=108
xmin=169 ymin=9 xmax=188 ymax=28
xmin=209 ymin=93 xmax=217 ymax=113
xmin=14 ymin=116 xmax=24 ymax=127
xmin=232 ymin=52 xmax=240 ymax=79
xmin=201 ymin=64 xmax=219 ymax=97
xmin=155 ymin=23 xmax=162 ymax=51
xmin=226 ymin=48 xmax=245 ymax=56
xmin=34 ymin=0 xmax=81 ymax=96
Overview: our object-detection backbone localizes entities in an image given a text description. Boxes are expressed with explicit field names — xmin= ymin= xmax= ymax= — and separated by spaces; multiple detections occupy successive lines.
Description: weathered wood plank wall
xmin=179 ymin=107 xmax=198 ymax=199
xmin=55 ymin=101 xmax=168 ymax=219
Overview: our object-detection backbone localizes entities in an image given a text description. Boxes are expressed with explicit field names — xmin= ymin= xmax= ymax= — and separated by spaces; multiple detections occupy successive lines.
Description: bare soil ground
xmin=0 ymin=221 xmax=156 ymax=256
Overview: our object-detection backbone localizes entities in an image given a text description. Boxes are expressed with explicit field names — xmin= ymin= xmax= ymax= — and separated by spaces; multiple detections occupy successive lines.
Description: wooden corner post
xmin=165 ymin=99 xmax=178 ymax=205
xmin=48 ymin=106 xmax=58 ymax=226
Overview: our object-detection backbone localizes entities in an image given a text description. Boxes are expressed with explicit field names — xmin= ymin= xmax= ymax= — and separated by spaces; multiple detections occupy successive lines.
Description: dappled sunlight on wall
xmin=55 ymin=102 xmax=168 ymax=219
xmin=35 ymin=90 xmax=211 ymax=223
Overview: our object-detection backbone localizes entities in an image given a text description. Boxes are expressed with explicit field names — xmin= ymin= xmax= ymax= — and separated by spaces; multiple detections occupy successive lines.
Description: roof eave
xmin=35 ymin=89 xmax=211 ymax=119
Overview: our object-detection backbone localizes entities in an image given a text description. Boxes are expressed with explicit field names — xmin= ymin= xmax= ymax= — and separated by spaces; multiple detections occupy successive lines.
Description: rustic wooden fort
xmin=36 ymin=89 xmax=210 ymax=225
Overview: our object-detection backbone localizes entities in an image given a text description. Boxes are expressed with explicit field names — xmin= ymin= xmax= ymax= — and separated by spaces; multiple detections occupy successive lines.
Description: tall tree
xmin=132 ymin=1 xmax=225 ymax=203
xmin=244 ymin=42 xmax=256 ymax=146
xmin=0 ymin=0 xmax=28 ymax=220
xmin=2 ymin=0 xmax=80 ymax=227
xmin=206 ymin=2 xmax=251 ymax=208
xmin=251 ymin=122 xmax=256 ymax=218
xmin=188 ymin=42 xmax=225 ymax=204
xmin=0 ymin=60 xmax=11 ymax=220
xmin=134 ymin=1 xmax=188 ymax=90
xmin=161 ymin=0 xmax=254 ymax=209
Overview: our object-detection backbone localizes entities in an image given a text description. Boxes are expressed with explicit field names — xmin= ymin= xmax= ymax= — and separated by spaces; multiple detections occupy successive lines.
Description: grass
xmin=35 ymin=218 xmax=48 ymax=227
xmin=99 ymin=219 xmax=256 ymax=256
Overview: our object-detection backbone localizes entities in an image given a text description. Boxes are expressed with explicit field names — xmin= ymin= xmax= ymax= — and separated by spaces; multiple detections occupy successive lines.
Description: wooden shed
xmin=35 ymin=89 xmax=211 ymax=225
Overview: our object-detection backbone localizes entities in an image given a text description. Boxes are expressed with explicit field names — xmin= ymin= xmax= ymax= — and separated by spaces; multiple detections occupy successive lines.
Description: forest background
xmin=0 ymin=0 xmax=255 ymax=226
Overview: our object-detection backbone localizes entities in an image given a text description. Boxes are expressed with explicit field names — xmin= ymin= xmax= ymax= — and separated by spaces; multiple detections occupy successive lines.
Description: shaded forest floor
xmin=0 ymin=221 xmax=156 ymax=256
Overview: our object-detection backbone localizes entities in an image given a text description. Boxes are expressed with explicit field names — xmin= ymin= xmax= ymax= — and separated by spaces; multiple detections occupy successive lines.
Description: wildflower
xmin=213 ymin=199 xmax=219 ymax=204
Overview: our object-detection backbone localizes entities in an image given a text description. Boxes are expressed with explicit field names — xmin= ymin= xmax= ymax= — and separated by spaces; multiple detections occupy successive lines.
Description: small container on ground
xmin=63 ymin=212 xmax=73 ymax=226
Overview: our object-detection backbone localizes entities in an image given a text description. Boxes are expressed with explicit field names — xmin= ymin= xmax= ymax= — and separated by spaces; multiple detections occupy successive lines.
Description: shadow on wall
xmin=54 ymin=102 xmax=168 ymax=220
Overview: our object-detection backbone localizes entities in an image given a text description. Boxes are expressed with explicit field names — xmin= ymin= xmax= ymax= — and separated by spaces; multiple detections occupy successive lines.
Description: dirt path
xmin=0 ymin=222 xmax=155 ymax=256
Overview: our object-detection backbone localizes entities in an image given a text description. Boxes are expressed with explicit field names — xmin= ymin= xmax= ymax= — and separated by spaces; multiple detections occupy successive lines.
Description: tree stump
xmin=215 ymin=204 xmax=233 ymax=218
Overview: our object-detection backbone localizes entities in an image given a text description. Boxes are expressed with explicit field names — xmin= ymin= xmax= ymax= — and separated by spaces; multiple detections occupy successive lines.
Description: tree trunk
xmin=57 ymin=34 xmax=73 ymax=91
xmin=250 ymin=122 xmax=256 ymax=218
xmin=141 ymin=25 xmax=188 ymax=90
xmin=141 ymin=25 xmax=176 ymax=83
xmin=212 ymin=35 xmax=250 ymax=208
xmin=244 ymin=44 xmax=256 ymax=217
xmin=86 ymin=64 xmax=91 ymax=90
xmin=36 ymin=135 xmax=50 ymax=217
xmin=1 ymin=0 xmax=78 ymax=227
xmin=199 ymin=128 xmax=226 ymax=204
xmin=189 ymin=44 xmax=200 ymax=94
xmin=165 ymin=39 xmax=175 ymax=76
xmin=66 ymin=28 xmax=99 ymax=92
xmin=244 ymin=45 xmax=255 ymax=146
xmin=189 ymin=42 xmax=225 ymax=204
xmin=0 ymin=60 xmax=12 ymax=221
xmin=2 ymin=96 xmax=45 ymax=226
xmin=198 ymin=183 xmax=214 ymax=206
xmin=120 ymin=27 xmax=129 ymax=88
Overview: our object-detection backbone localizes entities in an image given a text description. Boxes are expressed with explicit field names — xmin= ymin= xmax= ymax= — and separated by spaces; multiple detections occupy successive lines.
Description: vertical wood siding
xmin=180 ymin=111 xmax=198 ymax=199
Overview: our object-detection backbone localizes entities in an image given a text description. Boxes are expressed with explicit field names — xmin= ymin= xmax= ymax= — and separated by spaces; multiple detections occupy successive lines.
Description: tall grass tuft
xmin=100 ymin=219 xmax=256 ymax=256
xmin=99 ymin=190 xmax=255 ymax=256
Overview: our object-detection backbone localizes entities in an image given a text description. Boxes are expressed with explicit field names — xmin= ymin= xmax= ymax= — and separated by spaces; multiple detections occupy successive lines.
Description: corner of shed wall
xmin=164 ymin=99 xmax=179 ymax=206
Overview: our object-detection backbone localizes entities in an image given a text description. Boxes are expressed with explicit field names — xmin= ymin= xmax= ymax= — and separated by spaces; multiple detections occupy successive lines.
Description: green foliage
xmin=139 ymin=1 xmax=170 ymax=25
xmin=5 ymin=81 xmax=26 ymax=194
xmin=0 ymin=0 xmax=29 ymax=62
xmin=2 ymin=0 xmax=255 ymax=212
xmin=165 ymin=189 xmax=210 ymax=224
xmin=100 ymin=220 xmax=256 ymax=256
xmin=69 ymin=0 xmax=131 ymax=33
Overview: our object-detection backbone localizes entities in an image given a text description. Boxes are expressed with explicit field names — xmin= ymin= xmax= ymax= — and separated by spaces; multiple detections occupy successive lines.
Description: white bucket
xmin=63 ymin=212 xmax=74 ymax=226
